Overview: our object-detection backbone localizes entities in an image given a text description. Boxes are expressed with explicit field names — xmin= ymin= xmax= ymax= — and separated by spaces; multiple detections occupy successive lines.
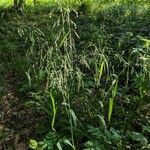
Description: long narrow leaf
xmin=108 ymin=98 xmax=114 ymax=122
xmin=99 ymin=61 xmax=105 ymax=82
xmin=50 ymin=93 xmax=57 ymax=131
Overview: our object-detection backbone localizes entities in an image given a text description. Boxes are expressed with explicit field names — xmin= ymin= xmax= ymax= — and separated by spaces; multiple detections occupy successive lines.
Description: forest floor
xmin=0 ymin=71 xmax=31 ymax=149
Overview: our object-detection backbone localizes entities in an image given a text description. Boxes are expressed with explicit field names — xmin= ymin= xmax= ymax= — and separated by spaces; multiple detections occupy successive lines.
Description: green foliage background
xmin=0 ymin=0 xmax=150 ymax=149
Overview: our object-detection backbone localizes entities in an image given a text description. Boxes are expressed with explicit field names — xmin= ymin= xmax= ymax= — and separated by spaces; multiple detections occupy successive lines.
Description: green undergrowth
xmin=0 ymin=0 xmax=150 ymax=149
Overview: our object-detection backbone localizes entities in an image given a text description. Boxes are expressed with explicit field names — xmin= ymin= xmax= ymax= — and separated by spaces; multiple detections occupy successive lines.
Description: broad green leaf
xmin=130 ymin=131 xmax=148 ymax=145
xmin=142 ymin=144 xmax=150 ymax=150
xmin=142 ymin=125 xmax=150 ymax=133
xmin=84 ymin=141 xmax=94 ymax=147
xmin=29 ymin=139 xmax=38 ymax=149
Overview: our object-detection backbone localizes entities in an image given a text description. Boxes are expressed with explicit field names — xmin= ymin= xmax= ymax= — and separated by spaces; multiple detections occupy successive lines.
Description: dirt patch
xmin=0 ymin=72 xmax=42 ymax=150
